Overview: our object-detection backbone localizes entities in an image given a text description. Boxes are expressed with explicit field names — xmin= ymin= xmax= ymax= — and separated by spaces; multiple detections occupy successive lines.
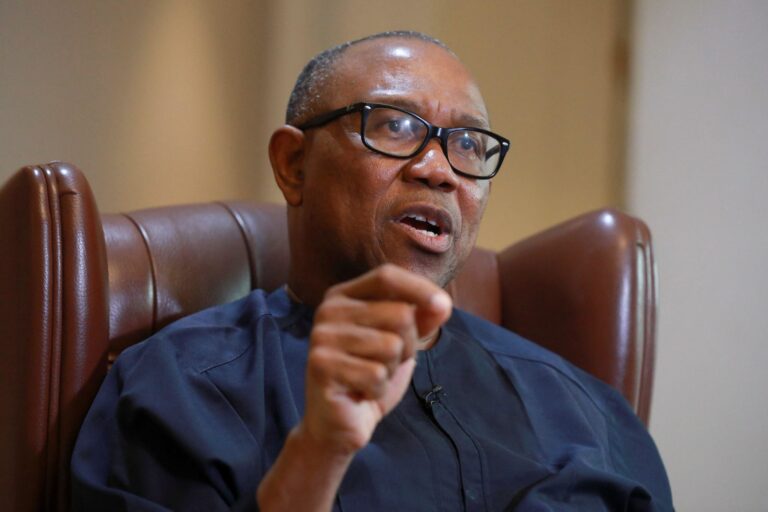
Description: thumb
xmin=415 ymin=290 xmax=453 ymax=338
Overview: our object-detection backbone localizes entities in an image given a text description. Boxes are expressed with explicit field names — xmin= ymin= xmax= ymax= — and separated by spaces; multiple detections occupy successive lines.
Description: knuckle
xmin=376 ymin=263 xmax=399 ymax=286
xmin=307 ymin=346 xmax=332 ymax=374
xmin=310 ymin=323 xmax=336 ymax=346
xmin=324 ymin=282 xmax=344 ymax=298
xmin=380 ymin=333 xmax=403 ymax=360
xmin=314 ymin=297 xmax=348 ymax=323
xmin=367 ymin=362 xmax=389 ymax=386
xmin=314 ymin=304 xmax=331 ymax=323
xmin=390 ymin=303 xmax=416 ymax=330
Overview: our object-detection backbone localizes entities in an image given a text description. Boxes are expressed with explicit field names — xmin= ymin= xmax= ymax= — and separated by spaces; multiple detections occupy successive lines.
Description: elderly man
xmin=72 ymin=32 xmax=673 ymax=511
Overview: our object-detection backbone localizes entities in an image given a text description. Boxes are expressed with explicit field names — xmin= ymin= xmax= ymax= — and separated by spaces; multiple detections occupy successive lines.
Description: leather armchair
xmin=0 ymin=162 xmax=657 ymax=511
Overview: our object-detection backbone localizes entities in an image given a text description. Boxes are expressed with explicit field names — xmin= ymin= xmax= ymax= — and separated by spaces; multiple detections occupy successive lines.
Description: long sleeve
xmin=71 ymin=336 xmax=261 ymax=511
xmin=71 ymin=290 xmax=305 ymax=512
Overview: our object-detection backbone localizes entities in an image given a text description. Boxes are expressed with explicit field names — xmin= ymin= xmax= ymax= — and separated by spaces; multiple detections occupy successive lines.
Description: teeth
xmin=402 ymin=214 xmax=442 ymax=238
xmin=409 ymin=215 xmax=439 ymax=228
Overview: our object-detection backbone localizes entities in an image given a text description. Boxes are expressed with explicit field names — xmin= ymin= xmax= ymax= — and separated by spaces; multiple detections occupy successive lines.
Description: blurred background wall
xmin=627 ymin=1 xmax=768 ymax=511
xmin=0 ymin=0 xmax=626 ymax=248
xmin=1 ymin=1 xmax=766 ymax=510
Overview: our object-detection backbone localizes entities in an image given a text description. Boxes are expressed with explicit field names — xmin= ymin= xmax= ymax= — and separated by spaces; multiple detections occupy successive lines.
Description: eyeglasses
xmin=296 ymin=102 xmax=510 ymax=179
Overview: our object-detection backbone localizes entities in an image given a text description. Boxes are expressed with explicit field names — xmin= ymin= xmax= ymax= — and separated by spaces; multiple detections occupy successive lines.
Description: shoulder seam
xmin=483 ymin=347 xmax=613 ymax=422
xmin=198 ymin=312 xmax=274 ymax=374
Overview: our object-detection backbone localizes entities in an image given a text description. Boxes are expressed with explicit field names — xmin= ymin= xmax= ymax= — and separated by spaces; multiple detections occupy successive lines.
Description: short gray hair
xmin=285 ymin=31 xmax=453 ymax=125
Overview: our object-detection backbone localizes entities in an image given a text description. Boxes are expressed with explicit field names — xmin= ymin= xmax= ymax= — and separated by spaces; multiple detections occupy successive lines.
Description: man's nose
xmin=402 ymin=139 xmax=460 ymax=191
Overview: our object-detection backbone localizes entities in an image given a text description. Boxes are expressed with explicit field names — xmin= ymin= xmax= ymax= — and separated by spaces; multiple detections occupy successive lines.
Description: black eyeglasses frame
xmin=295 ymin=102 xmax=510 ymax=180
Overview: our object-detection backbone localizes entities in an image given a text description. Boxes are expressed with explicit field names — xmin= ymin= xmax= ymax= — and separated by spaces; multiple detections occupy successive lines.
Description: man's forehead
xmin=326 ymin=38 xmax=489 ymax=124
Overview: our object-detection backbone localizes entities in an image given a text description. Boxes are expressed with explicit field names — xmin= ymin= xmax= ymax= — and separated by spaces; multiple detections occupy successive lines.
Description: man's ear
xmin=269 ymin=125 xmax=306 ymax=206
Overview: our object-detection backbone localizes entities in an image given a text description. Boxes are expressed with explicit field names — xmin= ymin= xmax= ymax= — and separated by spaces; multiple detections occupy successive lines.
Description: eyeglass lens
xmin=362 ymin=106 xmax=502 ymax=177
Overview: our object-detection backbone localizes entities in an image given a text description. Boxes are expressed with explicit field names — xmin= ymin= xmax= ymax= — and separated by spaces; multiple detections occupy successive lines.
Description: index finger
xmin=325 ymin=264 xmax=453 ymax=337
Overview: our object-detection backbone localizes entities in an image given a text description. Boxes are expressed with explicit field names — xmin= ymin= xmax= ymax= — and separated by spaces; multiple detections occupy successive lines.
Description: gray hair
xmin=285 ymin=31 xmax=454 ymax=125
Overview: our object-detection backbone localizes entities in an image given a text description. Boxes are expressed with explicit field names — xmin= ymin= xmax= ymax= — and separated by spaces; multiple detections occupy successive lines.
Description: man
xmin=72 ymin=31 xmax=673 ymax=511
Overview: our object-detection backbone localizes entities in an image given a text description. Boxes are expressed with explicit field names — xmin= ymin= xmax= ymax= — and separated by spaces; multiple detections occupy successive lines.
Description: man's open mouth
xmin=393 ymin=206 xmax=454 ymax=254
xmin=399 ymin=215 xmax=443 ymax=237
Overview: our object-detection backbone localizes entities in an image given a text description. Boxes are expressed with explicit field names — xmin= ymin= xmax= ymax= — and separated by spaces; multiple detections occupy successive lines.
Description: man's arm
xmin=256 ymin=264 xmax=452 ymax=511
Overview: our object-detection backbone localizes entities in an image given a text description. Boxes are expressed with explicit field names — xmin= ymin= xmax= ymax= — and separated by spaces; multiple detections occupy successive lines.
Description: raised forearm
xmin=256 ymin=424 xmax=354 ymax=512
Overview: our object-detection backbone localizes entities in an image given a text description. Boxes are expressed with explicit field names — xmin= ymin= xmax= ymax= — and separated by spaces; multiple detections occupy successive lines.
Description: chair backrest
xmin=0 ymin=162 xmax=657 ymax=511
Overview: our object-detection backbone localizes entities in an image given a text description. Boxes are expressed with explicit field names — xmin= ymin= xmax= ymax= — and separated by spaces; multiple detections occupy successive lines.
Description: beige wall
xmin=0 ymin=1 xmax=272 ymax=209
xmin=627 ymin=1 xmax=768 ymax=510
xmin=0 ymin=0 xmax=626 ymax=251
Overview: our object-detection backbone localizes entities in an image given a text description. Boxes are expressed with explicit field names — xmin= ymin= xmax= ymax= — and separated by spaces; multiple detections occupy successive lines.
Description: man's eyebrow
xmin=367 ymin=97 xmax=490 ymax=129
xmin=455 ymin=112 xmax=490 ymax=129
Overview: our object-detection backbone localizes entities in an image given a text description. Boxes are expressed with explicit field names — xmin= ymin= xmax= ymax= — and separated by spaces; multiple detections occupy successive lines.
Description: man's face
xmin=297 ymin=39 xmax=491 ymax=288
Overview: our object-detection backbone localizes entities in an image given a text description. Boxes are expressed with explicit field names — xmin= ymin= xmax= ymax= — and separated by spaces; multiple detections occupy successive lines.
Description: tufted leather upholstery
xmin=0 ymin=162 xmax=657 ymax=511
xmin=0 ymin=163 xmax=109 ymax=512
xmin=103 ymin=202 xmax=289 ymax=362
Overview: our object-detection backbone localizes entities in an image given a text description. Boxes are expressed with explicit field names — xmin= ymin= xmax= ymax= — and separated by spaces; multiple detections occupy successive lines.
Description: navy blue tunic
xmin=71 ymin=288 xmax=673 ymax=511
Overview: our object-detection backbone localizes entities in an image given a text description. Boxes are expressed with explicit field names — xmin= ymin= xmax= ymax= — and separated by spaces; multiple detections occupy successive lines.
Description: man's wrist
xmin=288 ymin=422 xmax=360 ymax=463
xmin=256 ymin=423 xmax=356 ymax=511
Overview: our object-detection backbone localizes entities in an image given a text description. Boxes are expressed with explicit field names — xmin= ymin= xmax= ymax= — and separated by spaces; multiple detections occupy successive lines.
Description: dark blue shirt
xmin=71 ymin=288 xmax=673 ymax=511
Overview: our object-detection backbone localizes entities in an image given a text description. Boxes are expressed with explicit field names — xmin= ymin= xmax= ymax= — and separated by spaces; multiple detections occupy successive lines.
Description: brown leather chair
xmin=0 ymin=162 xmax=657 ymax=511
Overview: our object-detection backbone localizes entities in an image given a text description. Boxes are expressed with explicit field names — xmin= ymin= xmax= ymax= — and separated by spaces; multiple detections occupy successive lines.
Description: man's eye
xmin=386 ymin=118 xmax=414 ymax=134
xmin=368 ymin=115 xmax=420 ymax=140
xmin=452 ymin=133 xmax=483 ymax=158
xmin=387 ymin=120 xmax=403 ymax=132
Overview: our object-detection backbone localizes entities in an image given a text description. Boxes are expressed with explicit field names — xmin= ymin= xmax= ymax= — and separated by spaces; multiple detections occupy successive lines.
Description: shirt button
xmin=465 ymin=488 xmax=478 ymax=501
